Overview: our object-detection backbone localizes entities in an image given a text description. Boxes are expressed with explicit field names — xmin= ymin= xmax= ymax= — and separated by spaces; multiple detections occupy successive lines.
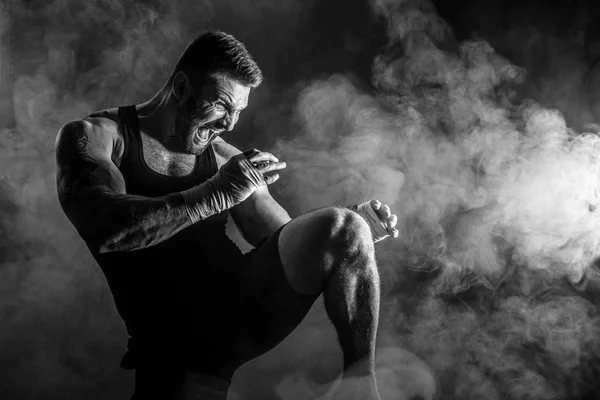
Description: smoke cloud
xmin=4 ymin=0 xmax=600 ymax=399
xmin=269 ymin=0 xmax=600 ymax=398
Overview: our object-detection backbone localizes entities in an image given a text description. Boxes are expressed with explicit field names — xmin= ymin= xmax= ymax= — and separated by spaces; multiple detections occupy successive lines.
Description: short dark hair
xmin=173 ymin=31 xmax=263 ymax=88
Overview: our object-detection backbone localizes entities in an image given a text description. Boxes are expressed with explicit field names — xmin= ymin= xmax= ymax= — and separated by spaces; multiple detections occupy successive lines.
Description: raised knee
xmin=318 ymin=207 xmax=374 ymax=258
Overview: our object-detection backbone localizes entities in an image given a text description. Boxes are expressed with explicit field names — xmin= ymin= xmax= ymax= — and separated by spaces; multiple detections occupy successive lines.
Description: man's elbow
xmin=59 ymin=197 xmax=123 ymax=254
xmin=75 ymin=225 xmax=114 ymax=254
xmin=87 ymin=235 xmax=115 ymax=254
xmin=85 ymin=231 xmax=134 ymax=254
xmin=87 ymin=225 xmax=158 ymax=254
xmin=83 ymin=222 xmax=144 ymax=254
xmin=61 ymin=209 xmax=121 ymax=254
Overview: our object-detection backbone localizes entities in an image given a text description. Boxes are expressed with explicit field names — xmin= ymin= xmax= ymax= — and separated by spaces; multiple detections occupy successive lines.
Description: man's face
xmin=174 ymin=73 xmax=251 ymax=155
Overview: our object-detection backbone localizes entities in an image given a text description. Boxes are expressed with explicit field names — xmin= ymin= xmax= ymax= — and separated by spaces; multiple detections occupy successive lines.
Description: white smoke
xmin=269 ymin=0 xmax=600 ymax=398
xmin=4 ymin=0 xmax=600 ymax=399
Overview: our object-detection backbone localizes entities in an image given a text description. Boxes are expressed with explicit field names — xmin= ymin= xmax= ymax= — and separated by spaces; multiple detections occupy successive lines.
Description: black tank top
xmin=90 ymin=106 xmax=243 ymax=348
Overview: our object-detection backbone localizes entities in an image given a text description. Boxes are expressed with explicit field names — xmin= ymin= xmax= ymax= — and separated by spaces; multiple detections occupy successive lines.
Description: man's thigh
xmin=234 ymin=221 xmax=321 ymax=363
xmin=183 ymin=208 xmax=338 ymax=369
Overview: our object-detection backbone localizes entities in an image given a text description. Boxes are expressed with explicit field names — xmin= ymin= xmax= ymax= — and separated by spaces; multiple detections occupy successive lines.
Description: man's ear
xmin=172 ymin=71 xmax=192 ymax=105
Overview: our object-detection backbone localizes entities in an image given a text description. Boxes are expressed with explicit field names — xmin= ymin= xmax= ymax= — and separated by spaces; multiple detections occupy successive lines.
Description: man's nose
xmin=216 ymin=114 xmax=237 ymax=132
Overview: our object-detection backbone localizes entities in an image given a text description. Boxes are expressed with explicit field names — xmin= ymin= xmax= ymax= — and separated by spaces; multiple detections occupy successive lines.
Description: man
xmin=55 ymin=31 xmax=399 ymax=399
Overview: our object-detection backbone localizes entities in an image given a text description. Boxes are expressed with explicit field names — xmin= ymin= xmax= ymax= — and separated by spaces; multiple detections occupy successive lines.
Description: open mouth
xmin=194 ymin=127 xmax=220 ymax=144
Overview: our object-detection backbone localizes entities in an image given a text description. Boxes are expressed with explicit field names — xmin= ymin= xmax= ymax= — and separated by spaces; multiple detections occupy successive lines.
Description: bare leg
xmin=130 ymin=210 xmax=381 ymax=399
xmin=323 ymin=246 xmax=380 ymax=390
xmin=278 ymin=207 xmax=381 ymax=400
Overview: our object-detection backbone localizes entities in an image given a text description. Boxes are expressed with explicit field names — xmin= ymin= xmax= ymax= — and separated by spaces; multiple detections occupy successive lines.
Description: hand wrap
xmin=180 ymin=155 xmax=264 ymax=223
xmin=355 ymin=201 xmax=390 ymax=243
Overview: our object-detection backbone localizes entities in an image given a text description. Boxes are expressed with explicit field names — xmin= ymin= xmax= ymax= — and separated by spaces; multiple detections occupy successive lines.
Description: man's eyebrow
xmin=219 ymin=96 xmax=247 ymax=112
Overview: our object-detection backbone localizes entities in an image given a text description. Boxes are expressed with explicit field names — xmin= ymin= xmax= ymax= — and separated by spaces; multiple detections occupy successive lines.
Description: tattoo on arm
xmin=56 ymin=122 xmax=190 ymax=253
xmin=57 ymin=125 xmax=122 ymax=208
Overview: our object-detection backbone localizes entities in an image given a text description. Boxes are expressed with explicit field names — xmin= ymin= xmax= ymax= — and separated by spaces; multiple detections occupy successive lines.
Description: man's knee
xmin=279 ymin=206 xmax=376 ymax=294
xmin=315 ymin=207 xmax=375 ymax=263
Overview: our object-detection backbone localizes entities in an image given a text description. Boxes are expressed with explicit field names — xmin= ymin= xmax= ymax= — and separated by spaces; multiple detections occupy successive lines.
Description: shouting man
xmin=55 ymin=31 xmax=399 ymax=400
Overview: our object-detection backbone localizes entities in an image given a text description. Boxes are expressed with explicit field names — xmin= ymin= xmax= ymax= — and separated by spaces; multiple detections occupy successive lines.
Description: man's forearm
xmin=236 ymin=211 xmax=290 ymax=247
xmin=66 ymin=190 xmax=192 ymax=254
xmin=231 ymin=191 xmax=291 ymax=247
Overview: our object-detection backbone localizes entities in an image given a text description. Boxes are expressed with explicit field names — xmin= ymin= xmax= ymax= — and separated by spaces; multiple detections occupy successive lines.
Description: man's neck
xmin=135 ymin=87 xmax=198 ymax=177
xmin=137 ymin=87 xmax=175 ymax=145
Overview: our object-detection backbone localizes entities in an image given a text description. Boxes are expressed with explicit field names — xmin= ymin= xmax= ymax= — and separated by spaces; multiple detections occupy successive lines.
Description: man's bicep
xmin=55 ymin=120 xmax=126 ymax=226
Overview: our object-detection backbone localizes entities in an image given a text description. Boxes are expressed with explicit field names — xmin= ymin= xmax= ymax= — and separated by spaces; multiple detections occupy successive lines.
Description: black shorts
xmin=129 ymin=223 xmax=318 ymax=397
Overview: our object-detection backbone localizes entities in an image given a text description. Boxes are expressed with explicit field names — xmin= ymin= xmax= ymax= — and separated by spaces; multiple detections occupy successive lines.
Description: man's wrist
xmin=181 ymin=177 xmax=230 ymax=223
xmin=354 ymin=201 xmax=389 ymax=243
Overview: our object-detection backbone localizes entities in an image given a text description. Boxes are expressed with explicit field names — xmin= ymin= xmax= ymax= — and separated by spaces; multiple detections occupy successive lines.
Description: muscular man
xmin=55 ymin=31 xmax=399 ymax=400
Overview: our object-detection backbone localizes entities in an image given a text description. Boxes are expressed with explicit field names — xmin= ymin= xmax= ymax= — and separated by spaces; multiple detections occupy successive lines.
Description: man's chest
xmin=118 ymin=135 xmax=218 ymax=198
xmin=141 ymin=134 xmax=198 ymax=177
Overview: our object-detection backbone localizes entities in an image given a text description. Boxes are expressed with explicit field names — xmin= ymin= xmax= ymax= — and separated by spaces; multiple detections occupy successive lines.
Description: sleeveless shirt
xmin=89 ymin=106 xmax=244 ymax=364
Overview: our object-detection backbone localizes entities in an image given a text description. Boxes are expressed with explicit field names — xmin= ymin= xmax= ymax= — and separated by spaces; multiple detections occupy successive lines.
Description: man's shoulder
xmin=59 ymin=108 xmax=121 ymax=140
xmin=82 ymin=107 xmax=122 ymax=139
xmin=57 ymin=107 xmax=125 ymax=162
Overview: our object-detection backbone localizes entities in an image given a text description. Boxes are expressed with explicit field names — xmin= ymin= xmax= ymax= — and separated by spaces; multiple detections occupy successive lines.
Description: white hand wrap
xmin=180 ymin=154 xmax=266 ymax=224
xmin=356 ymin=201 xmax=389 ymax=243
xmin=180 ymin=176 xmax=233 ymax=223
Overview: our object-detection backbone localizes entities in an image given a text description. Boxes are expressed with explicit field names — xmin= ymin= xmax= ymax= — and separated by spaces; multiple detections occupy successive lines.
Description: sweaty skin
xmin=56 ymin=70 xmax=399 ymax=400
xmin=56 ymin=74 xmax=289 ymax=252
